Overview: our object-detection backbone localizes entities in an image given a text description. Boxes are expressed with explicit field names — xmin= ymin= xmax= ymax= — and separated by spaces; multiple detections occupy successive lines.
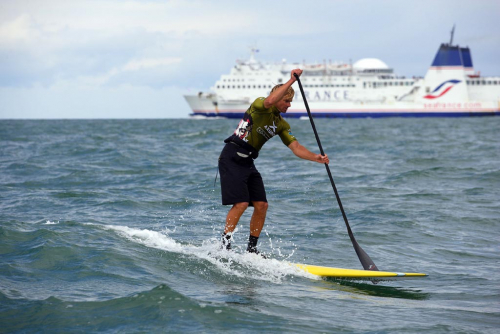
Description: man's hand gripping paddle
xmin=294 ymin=73 xmax=379 ymax=271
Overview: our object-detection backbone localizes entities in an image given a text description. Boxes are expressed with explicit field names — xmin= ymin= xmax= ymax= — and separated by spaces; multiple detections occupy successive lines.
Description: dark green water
xmin=1 ymin=118 xmax=499 ymax=333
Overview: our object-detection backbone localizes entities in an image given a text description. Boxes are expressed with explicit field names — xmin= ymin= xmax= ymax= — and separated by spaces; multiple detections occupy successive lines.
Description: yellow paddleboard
xmin=295 ymin=264 xmax=428 ymax=280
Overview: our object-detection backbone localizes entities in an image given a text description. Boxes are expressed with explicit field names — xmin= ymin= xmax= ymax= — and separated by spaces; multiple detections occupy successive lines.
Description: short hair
xmin=270 ymin=84 xmax=295 ymax=101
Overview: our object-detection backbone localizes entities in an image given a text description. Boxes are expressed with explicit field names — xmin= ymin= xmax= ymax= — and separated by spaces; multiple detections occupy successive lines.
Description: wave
xmin=1 ymin=284 xmax=292 ymax=333
xmin=94 ymin=223 xmax=318 ymax=284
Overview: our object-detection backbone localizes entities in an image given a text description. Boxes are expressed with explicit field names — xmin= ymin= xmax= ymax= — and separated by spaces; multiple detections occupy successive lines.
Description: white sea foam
xmin=100 ymin=224 xmax=318 ymax=283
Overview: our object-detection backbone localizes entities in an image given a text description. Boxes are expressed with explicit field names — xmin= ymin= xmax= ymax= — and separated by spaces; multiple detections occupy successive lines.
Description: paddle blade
xmin=353 ymin=240 xmax=378 ymax=271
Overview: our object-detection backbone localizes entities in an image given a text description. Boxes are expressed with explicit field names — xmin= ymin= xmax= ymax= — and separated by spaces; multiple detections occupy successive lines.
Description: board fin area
xmin=295 ymin=264 xmax=428 ymax=281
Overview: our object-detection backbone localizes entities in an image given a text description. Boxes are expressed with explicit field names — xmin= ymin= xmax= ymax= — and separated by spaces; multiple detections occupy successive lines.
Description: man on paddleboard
xmin=219 ymin=69 xmax=329 ymax=255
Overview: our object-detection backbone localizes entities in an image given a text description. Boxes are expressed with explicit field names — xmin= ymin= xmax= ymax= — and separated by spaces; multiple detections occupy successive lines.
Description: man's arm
xmin=264 ymin=69 xmax=303 ymax=108
xmin=288 ymin=141 xmax=329 ymax=164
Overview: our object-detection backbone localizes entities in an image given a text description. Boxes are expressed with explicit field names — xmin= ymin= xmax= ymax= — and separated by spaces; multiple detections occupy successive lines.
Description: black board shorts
xmin=218 ymin=142 xmax=267 ymax=205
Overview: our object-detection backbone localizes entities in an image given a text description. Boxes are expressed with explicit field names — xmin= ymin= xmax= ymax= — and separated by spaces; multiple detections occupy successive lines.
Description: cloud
xmin=0 ymin=13 xmax=37 ymax=43
xmin=68 ymin=56 xmax=184 ymax=89
xmin=122 ymin=57 xmax=182 ymax=72
xmin=0 ymin=1 xmax=251 ymax=89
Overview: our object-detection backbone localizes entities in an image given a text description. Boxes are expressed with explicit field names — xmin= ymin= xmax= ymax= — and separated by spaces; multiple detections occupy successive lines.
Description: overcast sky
xmin=0 ymin=0 xmax=499 ymax=119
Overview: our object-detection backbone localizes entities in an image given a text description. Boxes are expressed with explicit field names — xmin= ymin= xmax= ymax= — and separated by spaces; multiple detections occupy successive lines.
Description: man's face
xmin=275 ymin=97 xmax=292 ymax=113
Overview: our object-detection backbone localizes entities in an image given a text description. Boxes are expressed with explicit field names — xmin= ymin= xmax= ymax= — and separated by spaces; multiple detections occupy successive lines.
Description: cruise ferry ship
xmin=184 ymin=34 xmax=500 ymax=118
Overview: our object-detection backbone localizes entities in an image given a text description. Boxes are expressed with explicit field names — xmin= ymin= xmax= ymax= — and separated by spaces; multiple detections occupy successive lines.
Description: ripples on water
xmin=1 ymin=118 xmax=499 ymax=333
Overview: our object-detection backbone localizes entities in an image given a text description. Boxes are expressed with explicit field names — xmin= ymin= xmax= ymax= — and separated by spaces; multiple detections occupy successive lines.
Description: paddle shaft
xmin=293 ymin=73 xmax=379 ymax=271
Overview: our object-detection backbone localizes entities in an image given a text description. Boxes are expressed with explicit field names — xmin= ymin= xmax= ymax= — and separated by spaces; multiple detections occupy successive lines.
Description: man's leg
xmin=221 ymin=202 xmax=248 ymax=250
xmin=247 ymin=201 xmax=268 ymax=253
xmin=249 ymin=201 xmax=268 ymax=237
xmin=224 ymin=202 xmax=249 ymax=234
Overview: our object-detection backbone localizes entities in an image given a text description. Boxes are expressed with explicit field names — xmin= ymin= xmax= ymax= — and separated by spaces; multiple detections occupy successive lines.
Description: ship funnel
xmin=430 ymin=44 xmax=474 ymax=70
xmin=422 ymin=42 xmax=472 ymax=103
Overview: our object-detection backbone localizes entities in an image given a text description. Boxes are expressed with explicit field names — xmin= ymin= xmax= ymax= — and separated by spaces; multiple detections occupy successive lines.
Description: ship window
xmin=467 ymin=81 xmax=470 ymax=85
xmin=481 ymin=81 xmax=486 ymax=85
xmin=217 ymin=85 xmax=220 ymax=89
xmin=363 ymin=82 xmax=366 ymax=88
xmin=384 ymin=82 xmax=387 ymax=87
xmin=487 ymin=81 xmax=492 ymax=85
xmin=494 ymin=81 xmax=498 ymax=85
xmin=258 ymin=85 xmax=261 ymax=88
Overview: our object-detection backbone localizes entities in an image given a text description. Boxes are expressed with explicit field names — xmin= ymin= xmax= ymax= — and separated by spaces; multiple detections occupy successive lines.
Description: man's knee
xmin=233 ymin=202 xmax=249 ymax=211
xmin=253 ymin=201 xmax=268 ymax=212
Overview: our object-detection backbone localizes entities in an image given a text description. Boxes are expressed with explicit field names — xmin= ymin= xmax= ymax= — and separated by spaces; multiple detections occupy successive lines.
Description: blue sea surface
xmin=1 ymin=118 xmax=499 ymax=333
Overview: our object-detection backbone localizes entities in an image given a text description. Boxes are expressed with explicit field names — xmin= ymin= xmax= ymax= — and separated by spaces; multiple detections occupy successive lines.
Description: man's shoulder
xmin=251 ymin=97 xmax=267 ymax=110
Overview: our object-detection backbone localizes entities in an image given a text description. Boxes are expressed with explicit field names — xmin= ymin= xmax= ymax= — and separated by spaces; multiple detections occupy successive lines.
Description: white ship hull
xmin=185 ymin=95 xmax=499 ymax=118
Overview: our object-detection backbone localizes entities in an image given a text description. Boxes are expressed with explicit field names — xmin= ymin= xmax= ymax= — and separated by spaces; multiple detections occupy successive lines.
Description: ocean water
xmin=1 ymin=117 xmax=499 ymax=333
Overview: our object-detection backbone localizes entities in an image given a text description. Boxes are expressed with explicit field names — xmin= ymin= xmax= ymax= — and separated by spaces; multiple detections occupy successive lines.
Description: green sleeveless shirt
xmin=229 ymin=97 xmax=297 ymax=151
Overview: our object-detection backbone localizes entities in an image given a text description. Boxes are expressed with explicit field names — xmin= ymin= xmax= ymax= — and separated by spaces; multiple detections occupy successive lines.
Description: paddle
xmin=293 ymin=73 xmax=379 ymax=271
